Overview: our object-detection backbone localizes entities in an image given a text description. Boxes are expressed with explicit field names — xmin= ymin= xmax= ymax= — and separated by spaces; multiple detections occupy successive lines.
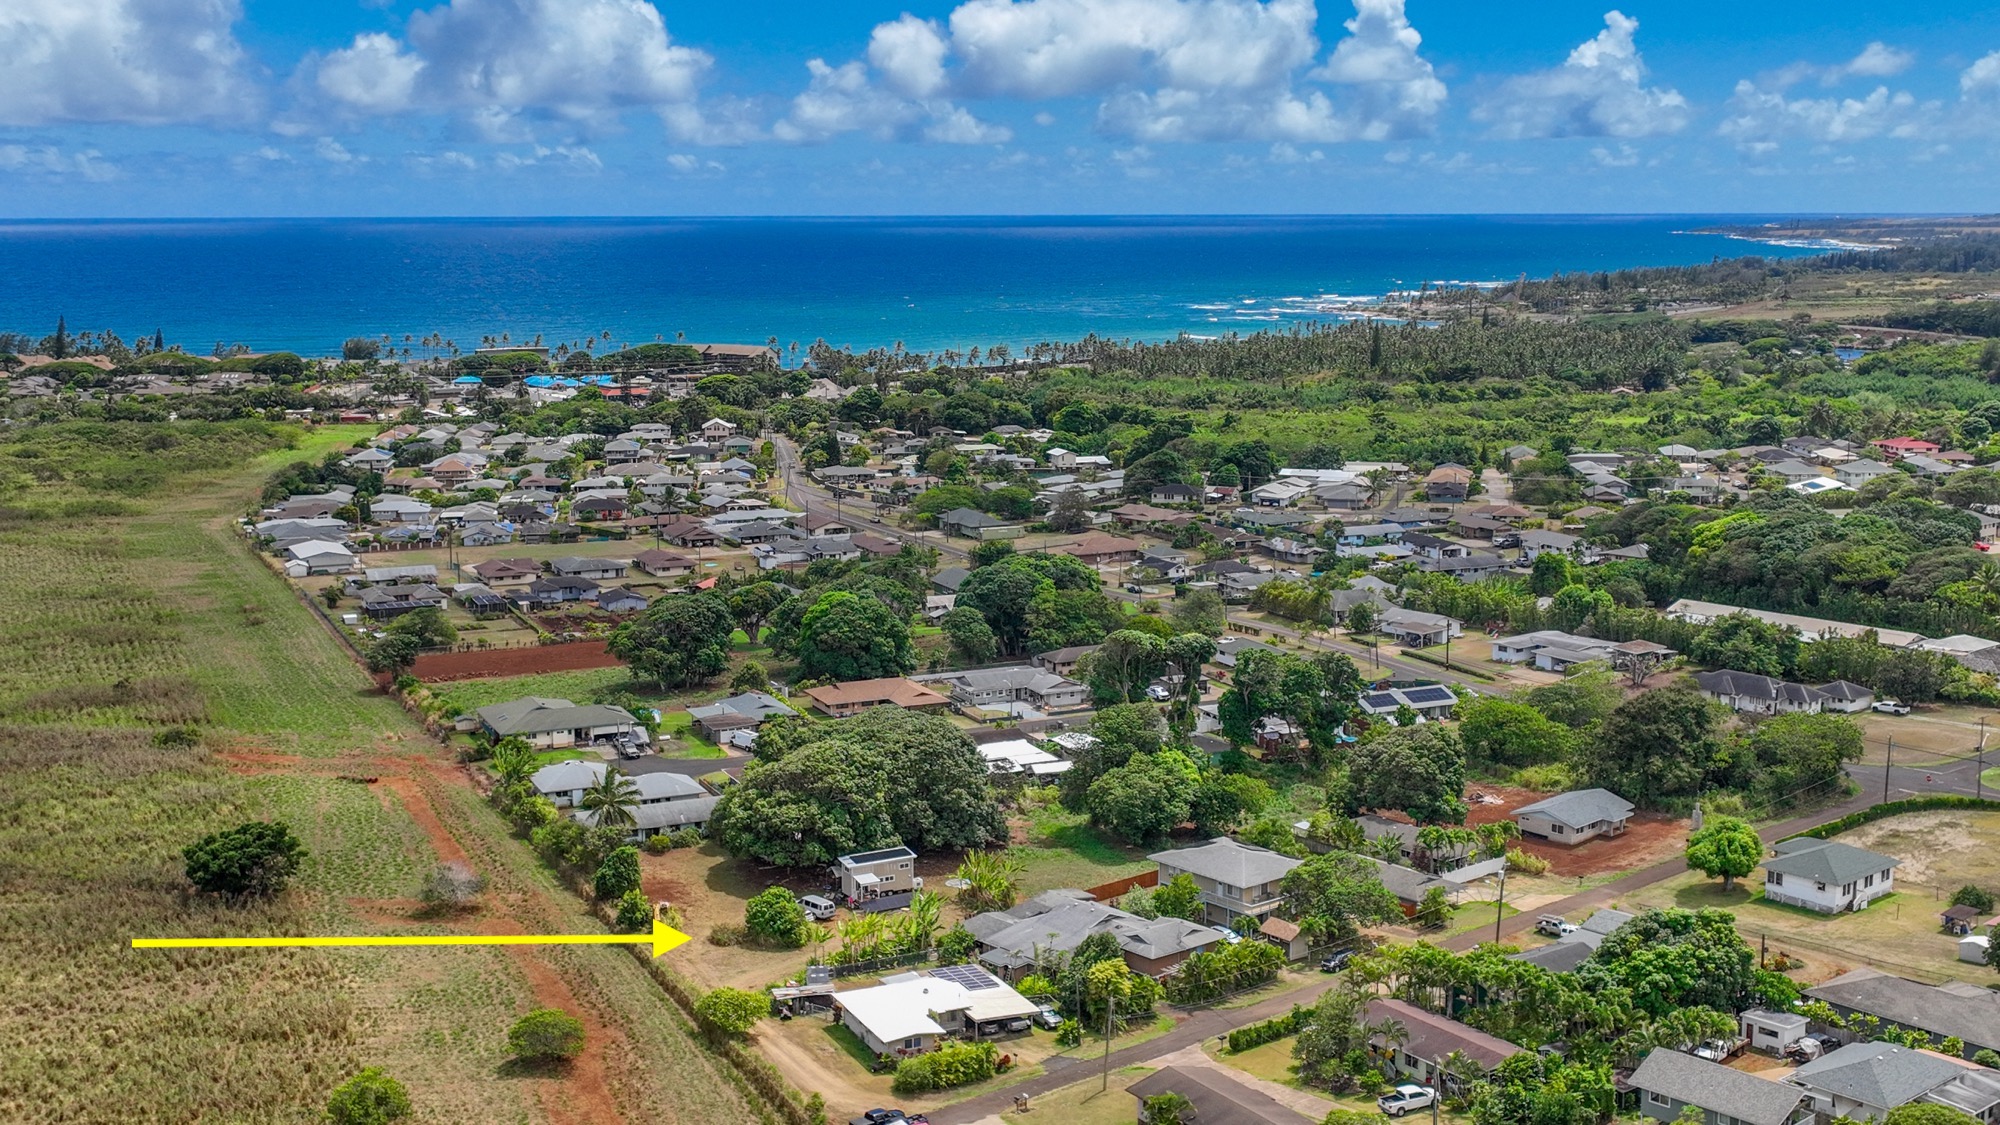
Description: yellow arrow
xmin=133 ymin=917 xmax=692 ymax=958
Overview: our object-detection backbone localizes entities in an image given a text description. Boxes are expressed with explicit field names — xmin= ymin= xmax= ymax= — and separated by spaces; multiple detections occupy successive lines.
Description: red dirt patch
xmin=1461 ymin=786 xmax=1690 ymax=877
xmin=473 ymin=919 xmax=628 ymax=1125
xmin=377 ymin=775 xmax=470 ymax=865
xmin=413 ymin=641 xmax=622 ymax=683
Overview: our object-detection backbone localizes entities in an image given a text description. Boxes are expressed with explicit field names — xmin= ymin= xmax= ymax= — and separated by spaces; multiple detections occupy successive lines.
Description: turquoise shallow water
xmin=0 ymin=215 xmax=1825 ymax=357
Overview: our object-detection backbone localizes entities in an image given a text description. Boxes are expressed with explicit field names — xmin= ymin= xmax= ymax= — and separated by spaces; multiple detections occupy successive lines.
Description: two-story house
xmin=1148 ymin=837 xmax=1302 ymax=928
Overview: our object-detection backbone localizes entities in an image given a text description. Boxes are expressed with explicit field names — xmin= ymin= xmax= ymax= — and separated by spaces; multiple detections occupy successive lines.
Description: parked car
xmin=861 ymin=1110 xmax=906 ymax=1124
xmin=1145 ymin=684 xmax=1173 ymax=701
xmin=1535 ymin=915 xmax=1577 ymax=938
xmin=1208 ymin=924 xmax=1242 ymax=945
xmin=1693 ymin=1036 xmax=1747 ymax=1062
xmin=1124 ymin=583 xmax=1146 ymax=594
xmin=800 ymin=894 xmax=838 ymax=921
xmin=1033 ymin=1006 xmax=1063 ymax=1030
xmin=1873 ymin=699 xmax=1912 ymax=714
xmin=1319 ymin=949 xmax=1354 ymax=973
xmin=1378 ymin=1085 xmax=1438 ymax=1117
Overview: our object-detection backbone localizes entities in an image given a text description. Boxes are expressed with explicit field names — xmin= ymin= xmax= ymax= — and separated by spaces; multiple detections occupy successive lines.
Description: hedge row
xmin=1781 ymin=795 xmax=2000 ymax=842
xmin=891 ymin=1040 xmax=1000 ymax=1094
xmin=1227 ymin=1004 xmax=1307 ymax=1053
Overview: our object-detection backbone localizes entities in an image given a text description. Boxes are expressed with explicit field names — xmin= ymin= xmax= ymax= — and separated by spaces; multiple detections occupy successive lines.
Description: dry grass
xmin=1620 ymin=809 xmax=2000 ymax=986
xmin=0 ymin=424 xmax=760 ymax=1124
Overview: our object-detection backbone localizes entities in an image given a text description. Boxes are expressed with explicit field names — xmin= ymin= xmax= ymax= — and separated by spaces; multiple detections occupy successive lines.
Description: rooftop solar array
xmin=1400 ymin=686 xmax=1457 ymax=706
xmin=1360 ymin=692 xmax=1399 ymax=710
xmin=929 ymin=963 xmax=1001 ymax=991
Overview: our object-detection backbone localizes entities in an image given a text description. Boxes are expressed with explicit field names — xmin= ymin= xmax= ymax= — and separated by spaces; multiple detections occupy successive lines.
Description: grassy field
xmin=0 ymin=422 xmax=759 ymax=1124
xmin=1621 ymin=808 xmax=2000 ymax=985
xmin=1008 ymin=790 xmax=1154 ymax=895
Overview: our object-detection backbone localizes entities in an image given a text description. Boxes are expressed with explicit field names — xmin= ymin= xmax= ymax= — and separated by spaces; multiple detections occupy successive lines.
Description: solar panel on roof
xmin=1360 ymin=692 xmax=1398 ymax=709
xmin=929 ymin=963 xmax=1000 ymax=990
xmin=1400 ymin=686 xmax=1456 ymax=705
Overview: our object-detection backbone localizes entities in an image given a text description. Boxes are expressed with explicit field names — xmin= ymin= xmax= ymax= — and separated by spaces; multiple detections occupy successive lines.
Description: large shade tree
xmin=607 ymin=592 xmax=736 ymax=688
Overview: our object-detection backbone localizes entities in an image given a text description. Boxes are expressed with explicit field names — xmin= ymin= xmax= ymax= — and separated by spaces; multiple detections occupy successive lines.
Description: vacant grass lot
xmin=1009 ymin=791 xmax=1154 ymax=896
xmin=0 ymin=422 xmax=757 ymax=1124
xmin=1622 ymin=809 xmax=2000 ymax=985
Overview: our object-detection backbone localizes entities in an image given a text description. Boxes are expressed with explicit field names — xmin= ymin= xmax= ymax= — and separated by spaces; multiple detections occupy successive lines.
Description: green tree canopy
xmin=607 ymin=592 xmax=736 ymax=688
xmin=1457 ymin=696 xmax=1572 ymax=768
xmin=183 ymin=821 xmax=308 ymax=898
xmin=1576 ymin=684 xmax=1723 ymax=808
xmin=507 ymin=1008 xmax=587 ymax=1063
xmin=796 ymin=591 xmax=916 ymax=681
xmin=744 ymin=886 xmax=811 ymax=947
xmin=1087 ymin=751 xmax=1202 ymax=845
xmin=324 ymin=1068 xmax=412 ymax=1125
xmin=694 ymin=987 xmax=767 ymax=1038
xmin=1345 ymin=724 xmax=1468 ymax=824
xmin=1684 ymin=816 xmax=1763 ymax=891
xmin=1280 ymin=851 xmax=1403 ymax=942
xmin=1579 ymin=908 xmax=1756 ymax=1017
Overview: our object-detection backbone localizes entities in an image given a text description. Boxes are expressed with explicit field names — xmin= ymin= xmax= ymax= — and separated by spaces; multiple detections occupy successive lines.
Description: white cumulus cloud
xmin=1965 ymin=52 xmax=2000 ymax=95
xmin=0 ymin=0 xmax=258 ymax=126
xmin=1830 ymin=42 xmax=1914 ymax=82
xmin=800 ymin=0 xmax=1444 ymax=145
xmin=1476 ymin=11 xmax=1688 ymax=139
xmin=1719 ymin=80 xmax=1937 ymax=149
xmin=309 ymin=0 xmax=712 ymax=137
xmin=0 ymin=144 xmax=119 ymax=181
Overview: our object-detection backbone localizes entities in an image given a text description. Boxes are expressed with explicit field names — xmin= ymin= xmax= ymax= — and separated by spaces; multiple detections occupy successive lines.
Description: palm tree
xmin=578 ymin=766 xmax=640 ymax=829
xmin=901 ymin=889 xmax=944 ymax=952
xmin=490 ymin=739 xmax=536 ymax=786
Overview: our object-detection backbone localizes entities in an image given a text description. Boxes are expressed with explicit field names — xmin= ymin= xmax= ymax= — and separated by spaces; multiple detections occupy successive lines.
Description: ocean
xmin=0 ymin=215 xmax=1828 ymax=358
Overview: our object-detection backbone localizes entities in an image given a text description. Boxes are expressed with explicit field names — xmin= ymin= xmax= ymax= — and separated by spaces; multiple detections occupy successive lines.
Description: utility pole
xmin=1883 ymin=738 xmax=1894 ymax=803
xmin=1101 ymin=992 xmax=1116 ymax=1092
xmin=1493 ymin=865 xmax=1507 ymax=945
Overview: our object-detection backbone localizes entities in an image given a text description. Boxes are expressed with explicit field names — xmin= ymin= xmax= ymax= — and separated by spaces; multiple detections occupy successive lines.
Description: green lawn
xmin=657 ymin=710 xmax=727 ymax=758
xmin=1009 ymin=794 xmax=1153 ymax=895
xmin=1441 ymin=901 xmax=1520 ymax=939
xmin=1000 ymin=1066 xmax=1154 ymax=1125
xmin=825 ymin=1023 xmax=883 ymax=1070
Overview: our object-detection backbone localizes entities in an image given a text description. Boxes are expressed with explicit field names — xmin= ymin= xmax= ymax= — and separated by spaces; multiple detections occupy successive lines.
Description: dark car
xmin=862 ymin=1110 xmax=907 ymax=1124
xmin=1319 ymin=949 xmax=1354 ymax=973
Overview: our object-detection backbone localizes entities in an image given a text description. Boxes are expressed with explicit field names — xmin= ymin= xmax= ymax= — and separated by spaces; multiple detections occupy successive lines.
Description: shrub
xmin=614 ymin=889 xmax=655 ymax=932
xmin=708 ymin=922 xmax=746 ymax=947
xmin=508 ymin=1009 xmax=585 ymax=1063
xmin=891 ymin=1040 xmax=998 ymax=1094
xmin=1504 ymin=847 xmax=1551 ymax=876
xmin=1953 ymin=885 xmax=1997 ymax=914
xmin=418 ymin=861 xmax=486 ymax=911
xmin=152 ymin=723 xmax=201 ymax=749
xmin=1055 ymin=1018 xmax=1083 ymax=1047
xmin=1166 ymin=939 xmax=1284 ymax=1004
xmin=669 ymin=827 xmax=703 ymax=849
xmin=744 ymin=886 xmax=810 ymax=948
xmin=1508 ymin=763 xmax=1575 ymax=792
xmin=937 ymin=923 xmax=977 ymax=965
xmin=593 ymin=846 xmax=641 ymax=901
xmin=1228 ymin=1005 xmax=1306 ymax=1053
xmin=642 ymin=834 xmax=673 ymax=855
xmin=694 ymin=987 xmax=767 ymax=1037
xmin=183 ymin=821 xmax=307 ymax=898
xmin=323 ymin=1067 xmax=411 ymax=1124
xmin=1976 ymin=1049 xmax=2000 ymax=1069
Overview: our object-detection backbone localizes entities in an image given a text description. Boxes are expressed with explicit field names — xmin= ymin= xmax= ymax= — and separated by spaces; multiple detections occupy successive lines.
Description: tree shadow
xmin=496 ymin=1056 xmax=575 ymax=1080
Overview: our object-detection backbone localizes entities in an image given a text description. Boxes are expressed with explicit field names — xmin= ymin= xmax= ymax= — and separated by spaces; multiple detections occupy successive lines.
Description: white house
xmin=1693 ymin=670 xmax=1828 ymax=715
xmin=1762 ymin=838 xmax=1900 ymax=914
xmin=835 ymin=967 xmax=1041 ymax=1056
xmin=1514 ymin=789 xmax=1635 ymax=846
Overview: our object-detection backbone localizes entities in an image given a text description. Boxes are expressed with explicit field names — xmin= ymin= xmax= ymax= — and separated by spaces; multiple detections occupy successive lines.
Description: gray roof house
xmin=1149 ymin=837 xmax=1304 ymax=925
xmin=686 ymin=691 xmax=798 ymax=737
xmin=962 ymin=889 xmax=1221 ymax=978
xmin=1129 ymin=1066 xmax=1313 ymax=1125
xmin=1632 ymin=1050 xmax=1810 ymax=1125
xmin=1806 ymin=969 xmax=2000 ymax=1058
xmin=475 ymin=697 xmax=644 ymax=748
xmin=938 ymin=507 xmax=1023 ymax=540
xmin=1786 ymin=1042 xmax=1975 ymax=1123
xmin=1514 ymin=788 xmax=1635 ymax=845
xmin=576 ymin=796 xmax=722 ymax=839
xmin=1510 ymin=941 xmax=1594 ymax=973
xmin=1763 ymin=839 xmax=1900 ymax=913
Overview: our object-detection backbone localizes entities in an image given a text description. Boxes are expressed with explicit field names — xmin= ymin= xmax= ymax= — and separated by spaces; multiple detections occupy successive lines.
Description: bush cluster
xmin=890 ymin=1040 xmax=999 ymax=1094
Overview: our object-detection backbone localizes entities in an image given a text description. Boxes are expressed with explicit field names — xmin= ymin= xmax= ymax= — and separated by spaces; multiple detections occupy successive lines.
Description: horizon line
xmin=0 ymin=210 xmax=1969 ymax=224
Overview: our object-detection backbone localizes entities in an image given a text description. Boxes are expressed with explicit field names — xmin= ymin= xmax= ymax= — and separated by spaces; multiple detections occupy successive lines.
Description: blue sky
xmin=4 ymin=0 xmax=2000 ymax=216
